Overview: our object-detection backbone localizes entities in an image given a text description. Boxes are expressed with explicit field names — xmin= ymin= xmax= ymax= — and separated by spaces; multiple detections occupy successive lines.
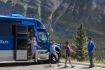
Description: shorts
xmin=31 ymin=46 xmax=37 ymax=53
xmin=32 ymin=49 xmax=36 ymax=53
xmin=31 ymin=48 xmax=36 ymax=54
xmin=66 ymin=53 xmax=71 ymax=57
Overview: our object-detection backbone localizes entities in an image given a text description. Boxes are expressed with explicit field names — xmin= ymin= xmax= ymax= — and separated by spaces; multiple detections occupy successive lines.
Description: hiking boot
xmin=71 ymin=66 xmax=75 ymax=68
xmin=89 ymin=65 xmax=94 ymax=68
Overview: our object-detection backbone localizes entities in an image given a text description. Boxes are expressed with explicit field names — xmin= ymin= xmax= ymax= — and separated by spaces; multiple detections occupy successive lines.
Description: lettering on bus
xmin=0 ymin=40 xmax=9 ymax=44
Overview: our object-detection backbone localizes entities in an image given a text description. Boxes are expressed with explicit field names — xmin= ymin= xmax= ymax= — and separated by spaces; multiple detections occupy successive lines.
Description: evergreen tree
xmin=74 ymin=24 xmax=87 ymax=61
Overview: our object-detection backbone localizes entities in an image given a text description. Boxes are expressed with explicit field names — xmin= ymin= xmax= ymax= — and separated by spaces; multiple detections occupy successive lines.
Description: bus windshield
xmin=38 ymin=30 xmax=48 ymax=42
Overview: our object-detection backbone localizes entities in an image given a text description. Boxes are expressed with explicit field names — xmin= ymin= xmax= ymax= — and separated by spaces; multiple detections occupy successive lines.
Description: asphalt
xmin=0 ymin=60 xmax=105 ymax=68
xmin=0 ymin=63 xmax=105 ymax=70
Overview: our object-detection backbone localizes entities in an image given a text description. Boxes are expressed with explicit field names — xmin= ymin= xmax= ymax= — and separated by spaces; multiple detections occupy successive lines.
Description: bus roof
xmin=0 ymin=15 xmax=35 ymax=21
xmin=0 ymin=14 xmax=46 ymax=29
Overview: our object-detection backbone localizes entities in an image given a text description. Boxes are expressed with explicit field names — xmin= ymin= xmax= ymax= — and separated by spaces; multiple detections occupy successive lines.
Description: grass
xmin=82 ymin=59 xmax=105 ymax=65
xmin=94 ymin=59 xmax=105 ymax=64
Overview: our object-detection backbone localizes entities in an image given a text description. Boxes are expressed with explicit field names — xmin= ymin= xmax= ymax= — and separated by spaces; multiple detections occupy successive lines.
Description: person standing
xmin=29 ymin=37 xmax=41 ymax=62
xmin=55 ymin=43 xmax=61 ymax=63
xmin=64 ymin=41 xmax=74 ymax=68
xmin=49 ymin=41 xmax=59 ymax=67
xmin=87 ymin=37 xmax=95 ymax=68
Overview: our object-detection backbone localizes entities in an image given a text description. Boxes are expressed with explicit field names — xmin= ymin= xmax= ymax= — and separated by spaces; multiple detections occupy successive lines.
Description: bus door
xmin=12 ymin=24 xmax=35 ymax=60
xmin=14 ymin=24 xmax=29 ymax=60
xmin=27 ymin=25 xmax=35 ymax=59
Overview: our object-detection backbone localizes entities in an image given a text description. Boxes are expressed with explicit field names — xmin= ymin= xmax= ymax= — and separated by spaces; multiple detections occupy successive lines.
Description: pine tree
xmin=74 ymin=24 xmax=87 ymax=61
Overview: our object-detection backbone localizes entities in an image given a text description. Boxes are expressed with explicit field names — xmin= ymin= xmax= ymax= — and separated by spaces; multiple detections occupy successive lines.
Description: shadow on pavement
xmin=0 ymin=61 xmax=48 ymax=67
xmin=44 ymin=65 xmax=52 ymax=68
xmin=82 ymin=66 xmax=90 ymax=69
xmin=58 ymin=66 xmax=70 ymax=69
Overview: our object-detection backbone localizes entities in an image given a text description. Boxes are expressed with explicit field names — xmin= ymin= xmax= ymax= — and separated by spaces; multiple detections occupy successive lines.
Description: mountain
xmin=0 ymin=0 xmax=105 ymax=41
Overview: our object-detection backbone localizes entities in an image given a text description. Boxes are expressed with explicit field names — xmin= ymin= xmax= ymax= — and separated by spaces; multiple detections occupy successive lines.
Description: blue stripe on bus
xmin=0 ymin=36 xmax=13 ymax=50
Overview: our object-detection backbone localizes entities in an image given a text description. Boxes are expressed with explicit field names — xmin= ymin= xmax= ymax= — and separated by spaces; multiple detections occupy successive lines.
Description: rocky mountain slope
xmin=0 ymin=0 xmax=105 ymax=40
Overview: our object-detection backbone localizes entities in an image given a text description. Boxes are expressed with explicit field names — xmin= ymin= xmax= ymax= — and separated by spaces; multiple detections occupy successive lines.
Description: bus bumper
xmin=36 ymin=50 xmax=49 ymax=61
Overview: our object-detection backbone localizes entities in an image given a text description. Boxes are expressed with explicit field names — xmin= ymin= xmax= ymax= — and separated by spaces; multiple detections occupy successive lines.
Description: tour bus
xmin=0 ymin=14 xmax=50 ymax=62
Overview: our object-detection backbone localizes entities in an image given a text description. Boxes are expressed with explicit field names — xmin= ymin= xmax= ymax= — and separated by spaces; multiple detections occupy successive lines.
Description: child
xmin=64 ymin=41 xmax=74 ymax=68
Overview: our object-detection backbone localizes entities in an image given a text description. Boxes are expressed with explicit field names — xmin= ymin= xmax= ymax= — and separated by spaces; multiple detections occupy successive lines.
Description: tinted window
xmin=0 ymin=20 xmax=19 ymax=36
xmin=36 ymin=21 xmax=42 ymax=28
xmin=37 ymin=29 xmax=48 ymax=42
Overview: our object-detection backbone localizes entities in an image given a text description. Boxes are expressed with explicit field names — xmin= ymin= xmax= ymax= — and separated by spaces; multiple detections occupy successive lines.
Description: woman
xmin=64 ymin=41 xmax=74 ymax=68
xmin=28 ymin=37 xmax=40 ymax=62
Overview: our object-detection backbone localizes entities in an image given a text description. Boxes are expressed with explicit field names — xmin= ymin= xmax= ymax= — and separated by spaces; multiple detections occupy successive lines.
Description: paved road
xmin=0 ymin=63 xmax=104 ymax=70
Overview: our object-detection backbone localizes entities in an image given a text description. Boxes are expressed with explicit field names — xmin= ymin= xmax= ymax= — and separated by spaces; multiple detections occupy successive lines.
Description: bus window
xmin=0 ymin=21 xmax=12 ymax=36
xmin=38 ymin=31 xmax=48 ymax=42
xmin=0 ymin=21 xmax=20 ymax=36
xmin=28 ymin=25 xmax=35 ymax=38
xmin=36 ymin=21 xmax=43 ymax=28
xmin=17 ymin=38 xmax=28 ymax=49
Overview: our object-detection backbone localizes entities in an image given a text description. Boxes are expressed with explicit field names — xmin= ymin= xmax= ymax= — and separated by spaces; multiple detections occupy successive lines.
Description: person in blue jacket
xmin=87 ymin=37 xmax=95 ymax=68
xmin=49 ymin=41 xmax=60 ymax=67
